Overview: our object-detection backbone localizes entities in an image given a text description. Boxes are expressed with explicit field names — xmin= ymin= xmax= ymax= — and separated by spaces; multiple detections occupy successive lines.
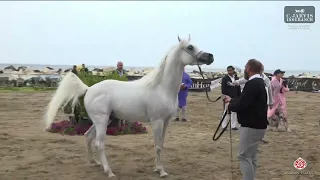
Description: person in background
xmin=112 ymin=61 xmax=127 ymax=78
xmin=175 ymin=69 xmax=193 ymax=122
xmin=221 ymin=65 xmax=241 ymax=130
xmin=279 ymin=76 xmax=290 ymax=130
xmin=80 ymin=64 xmax=89 ymax=73
xmin=268 ymin=69 xmax=290 ymax=132
xmin=225 ymin=59 xmax=268 ymax=180
xmin=71 ymin=65 xmax=78 ymax=76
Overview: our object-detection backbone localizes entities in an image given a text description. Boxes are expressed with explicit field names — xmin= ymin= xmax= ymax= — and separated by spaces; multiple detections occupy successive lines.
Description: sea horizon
xmin=1 ymin=63 xmax=319 ymax=77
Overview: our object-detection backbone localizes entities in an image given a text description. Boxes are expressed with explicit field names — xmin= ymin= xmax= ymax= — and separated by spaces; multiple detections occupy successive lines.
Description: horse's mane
xmin=141 ymin=55 xmax=168 ymax=88
xmin=140 ymin=45 xmax=179 ymax=88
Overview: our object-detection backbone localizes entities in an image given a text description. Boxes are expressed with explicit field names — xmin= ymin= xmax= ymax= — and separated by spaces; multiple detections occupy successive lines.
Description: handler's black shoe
xmin=231 ymin=127 xmax=239 ymax=131
xmin=175 ymin=118 xmax=179 ymax=121
xmin=182 ymin=118 xmax=187 ymax=122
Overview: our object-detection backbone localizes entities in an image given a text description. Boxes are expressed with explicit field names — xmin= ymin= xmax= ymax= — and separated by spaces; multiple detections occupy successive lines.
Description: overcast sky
xmin=0 ymin=1 xmax=319 ymax=70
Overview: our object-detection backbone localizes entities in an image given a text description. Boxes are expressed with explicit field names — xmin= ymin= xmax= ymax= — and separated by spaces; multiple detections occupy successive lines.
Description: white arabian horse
xmin=44 ymin=36 xmax=214 ymax=178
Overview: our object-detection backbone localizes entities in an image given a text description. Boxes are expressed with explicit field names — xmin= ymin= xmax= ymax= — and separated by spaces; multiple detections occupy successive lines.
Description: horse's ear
xmin=178 ymin=35 xmax=181 ymax=42
xmin=188 ymin=34 xmax=191 ymax=41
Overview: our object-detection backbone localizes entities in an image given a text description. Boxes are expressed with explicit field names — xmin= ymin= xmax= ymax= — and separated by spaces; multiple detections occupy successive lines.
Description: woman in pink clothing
xmin=268 ymin=69 xmax=290 ymax=132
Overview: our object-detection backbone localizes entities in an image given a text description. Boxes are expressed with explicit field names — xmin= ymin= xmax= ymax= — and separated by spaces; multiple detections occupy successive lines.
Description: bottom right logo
xmin=293 ymin=157 xmax=307 ymax=170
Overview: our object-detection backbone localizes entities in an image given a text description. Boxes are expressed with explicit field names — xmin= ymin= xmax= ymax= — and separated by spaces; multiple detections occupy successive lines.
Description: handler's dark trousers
xmin=238 ymin=127 xmax=266 ymax=180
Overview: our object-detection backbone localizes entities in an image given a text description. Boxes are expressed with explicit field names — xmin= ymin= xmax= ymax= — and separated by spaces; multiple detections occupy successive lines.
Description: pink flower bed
xmin=48 ymin=120 xmax=147 ymax=136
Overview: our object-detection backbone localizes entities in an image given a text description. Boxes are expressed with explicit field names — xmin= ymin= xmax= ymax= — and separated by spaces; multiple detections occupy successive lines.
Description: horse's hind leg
xmin=151 ymin=119 xmax=168 ymax=177
xmin=91 ymin=114 xmax=115 ymax=178
xmin=84 ymin=125 xmax=101 ymax=165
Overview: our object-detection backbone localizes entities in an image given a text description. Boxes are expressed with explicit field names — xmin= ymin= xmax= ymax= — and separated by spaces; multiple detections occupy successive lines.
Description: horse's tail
xmin=44 ymin=72 xmax=88 ymax=130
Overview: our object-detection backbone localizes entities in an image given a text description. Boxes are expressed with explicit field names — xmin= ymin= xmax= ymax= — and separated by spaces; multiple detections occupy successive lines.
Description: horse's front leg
xmin=150 ymin=119 xmax=168 ymax=177
xmin=161 ymin=119 xmax=170 ymax=149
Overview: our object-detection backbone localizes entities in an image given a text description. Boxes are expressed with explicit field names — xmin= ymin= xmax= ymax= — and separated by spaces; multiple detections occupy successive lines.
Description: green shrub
xmin=72 ymin=72 xmax=128 ymax=123
xmin=77 ymin=71 xmax=128 ymax=87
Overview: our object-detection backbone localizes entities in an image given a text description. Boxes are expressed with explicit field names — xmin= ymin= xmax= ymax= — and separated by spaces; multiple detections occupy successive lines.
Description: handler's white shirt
xmin=248 ymin=74 xmax=262 ymax=81
xmin=239 ymin=73 xmax=273 ymax=105
xmin=209 ymin=74 xmax=273 ymax=105
xmin=228 ymin=75 xmax=235 ymax=83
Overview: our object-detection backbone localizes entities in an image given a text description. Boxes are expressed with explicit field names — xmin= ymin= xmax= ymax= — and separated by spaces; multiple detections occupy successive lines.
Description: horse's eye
xmin=187 ymin=45 xmax=194 ymax=50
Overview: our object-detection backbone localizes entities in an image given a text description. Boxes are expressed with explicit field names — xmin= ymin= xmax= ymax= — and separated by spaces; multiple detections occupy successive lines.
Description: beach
xmin=1 ymin=63 xmax=320 ymax=77
xmin=0 ymin=90 xmax=319 ymax=180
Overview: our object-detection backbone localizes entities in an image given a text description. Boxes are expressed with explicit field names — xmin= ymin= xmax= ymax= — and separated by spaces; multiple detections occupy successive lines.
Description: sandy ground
xmin=0 ymin=90 xmax=319 ymax=180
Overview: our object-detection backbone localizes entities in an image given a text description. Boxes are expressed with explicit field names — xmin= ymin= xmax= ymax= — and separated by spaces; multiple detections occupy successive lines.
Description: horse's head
xmin=176 ymin=35 xmax=214 ymax=66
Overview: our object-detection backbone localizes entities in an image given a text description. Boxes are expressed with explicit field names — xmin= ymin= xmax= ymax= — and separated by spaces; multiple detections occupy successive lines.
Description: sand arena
xmin=0 ymin=90 xmax=319 ymax=180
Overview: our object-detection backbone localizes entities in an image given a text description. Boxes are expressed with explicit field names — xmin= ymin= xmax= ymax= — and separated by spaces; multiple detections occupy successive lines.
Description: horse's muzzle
xmin=198 ymin=52 xmax=214 ymax=65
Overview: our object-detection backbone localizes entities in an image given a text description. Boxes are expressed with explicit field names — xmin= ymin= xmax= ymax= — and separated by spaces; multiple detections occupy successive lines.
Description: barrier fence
xmin=126 ymin=75 xmax=215 ymax=92
xmin=128 ymin=76 xmax=320 ymax=92
xmin=0 ymin=75 xmax=319 ymax=92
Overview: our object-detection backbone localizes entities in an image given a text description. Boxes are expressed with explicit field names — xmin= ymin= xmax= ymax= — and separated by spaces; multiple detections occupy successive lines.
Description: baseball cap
xmin=273 ymin=69 xmax=285 ymax=75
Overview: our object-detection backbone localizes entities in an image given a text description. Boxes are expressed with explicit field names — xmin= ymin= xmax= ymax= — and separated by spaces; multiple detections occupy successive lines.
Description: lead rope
xmin=229 ymin=115 xmax=234 ymax=180
xmin=196 ymin=64 xmax=234 ymax=180
xmin=197 ymin=65 xmax=222 ymax=102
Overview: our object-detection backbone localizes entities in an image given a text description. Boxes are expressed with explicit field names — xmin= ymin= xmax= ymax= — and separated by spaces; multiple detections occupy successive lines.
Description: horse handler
xmin=231 ymin=64 xmax=272 ymax=143
xmin=224 ymin=59 xmax=268 ymax=180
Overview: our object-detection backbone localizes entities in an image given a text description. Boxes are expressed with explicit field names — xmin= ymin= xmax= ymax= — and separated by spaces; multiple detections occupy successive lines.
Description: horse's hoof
xmin=94 ymin=162 xmax=101 ymax=166
xmin=154 ymin=168 xmax=160 ymax=172
xmin=108 ymin=173 xmax=116 ymax=179
xmin=89 ymin=159 xmax=101 ymax=166
xmin=160 ymin=171 xmax=168 ymax=177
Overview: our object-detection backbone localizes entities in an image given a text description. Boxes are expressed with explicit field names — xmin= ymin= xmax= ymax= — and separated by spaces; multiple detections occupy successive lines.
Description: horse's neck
xmin=141 ymin=45 xmax=184 ymax=100
xmin=159 ymin=55 xmax=184 ymax=100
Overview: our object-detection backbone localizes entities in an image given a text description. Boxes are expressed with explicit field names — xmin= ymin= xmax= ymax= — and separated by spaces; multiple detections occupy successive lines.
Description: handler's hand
xmin=227 ymin=82 xmax=235 ymax=86
xmin=228 ymin=81 xmax=239 ymax=86
xmin=180 ymin=84 xmax=186 ymax=90
xmin=223 ymin=95 xmax=231 ymax=103
xmin=226 ymin=102 xmax=230 ymax=108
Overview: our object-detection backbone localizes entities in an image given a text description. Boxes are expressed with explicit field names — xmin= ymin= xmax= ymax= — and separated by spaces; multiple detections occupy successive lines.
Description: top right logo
xmin=284 ymin=6 xmax=315 ymax=23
